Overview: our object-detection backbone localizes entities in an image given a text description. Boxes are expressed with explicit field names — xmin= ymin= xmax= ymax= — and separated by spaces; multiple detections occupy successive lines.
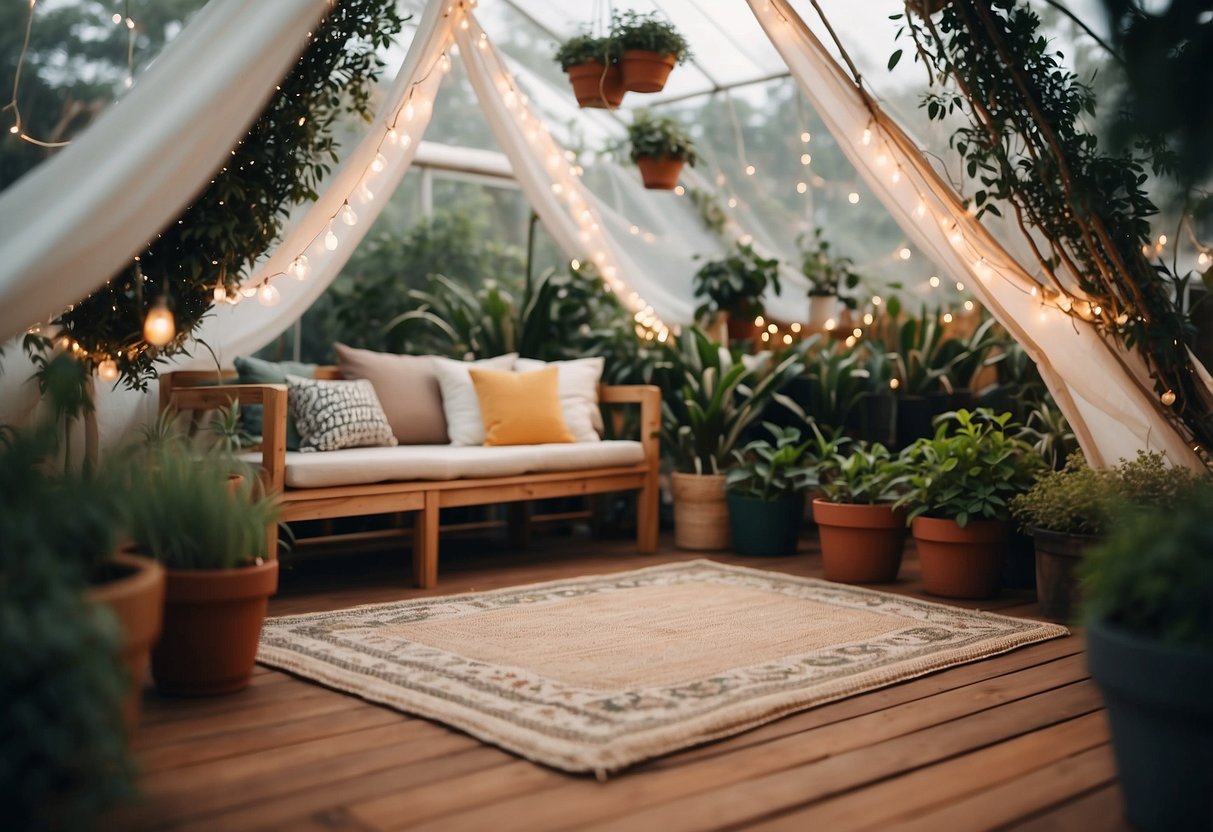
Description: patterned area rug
xmin=257 ymin=559 xmax=1068 ymax=775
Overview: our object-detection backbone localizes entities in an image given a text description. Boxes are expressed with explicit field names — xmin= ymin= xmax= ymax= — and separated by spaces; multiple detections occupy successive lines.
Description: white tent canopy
xmin=0 ymin=0 xmax=1205 ymax=470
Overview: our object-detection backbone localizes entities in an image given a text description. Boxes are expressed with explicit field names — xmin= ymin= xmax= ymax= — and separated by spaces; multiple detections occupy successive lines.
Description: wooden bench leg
xmin=412 ymin=492 xmax=440 ymax=588
xmin=265 ymin=522 xmax=280 ymax=563
xmin=637 ymin=481 xmax=659 ymax=554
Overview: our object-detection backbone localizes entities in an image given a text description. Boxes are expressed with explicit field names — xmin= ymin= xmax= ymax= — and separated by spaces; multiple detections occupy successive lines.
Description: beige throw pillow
xmin=335 ymin=343 xmax=448 ymax=445
xmin=432 ymin=353 xmax=519 ymax=445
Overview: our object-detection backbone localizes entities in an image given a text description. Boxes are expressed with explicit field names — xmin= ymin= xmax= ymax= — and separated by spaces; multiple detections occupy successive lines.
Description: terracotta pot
xmin=86 ymin=550 xmax=165 ymax=731
xmin=635 ymin=155 xmax=685 ymax=190
xmin=152 ymin=559 xmax=279 ymax=696
xmin=1032 ymin=527 xmax=1101 ymax=622
xmin=911 ymin=516 xmax=1008 ymax=599
xmin=724 ymin=301 xmax=761 ymax=343
xmin=671 ymin=472 xmax=729 ymax=551
xmin=813 ymin=500 xmax=907 ymax=583
xmin=621 ymin=50 xmax=676 ymax=93
xmin=566 ymin=61 xmax=625 ymax=109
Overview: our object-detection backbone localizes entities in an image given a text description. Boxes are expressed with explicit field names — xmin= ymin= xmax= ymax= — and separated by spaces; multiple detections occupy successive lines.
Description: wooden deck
xmin=115 ymin=526 xmax=1129 ymax=831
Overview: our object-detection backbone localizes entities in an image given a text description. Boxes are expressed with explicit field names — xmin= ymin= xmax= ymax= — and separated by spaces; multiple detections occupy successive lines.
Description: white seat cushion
xmin=276 ymin=441 xmax=646 ymax=488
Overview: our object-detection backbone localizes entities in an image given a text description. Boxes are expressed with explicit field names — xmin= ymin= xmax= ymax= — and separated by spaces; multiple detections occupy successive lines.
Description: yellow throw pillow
xmin=469 ymin=366 xmax=574 ymax=446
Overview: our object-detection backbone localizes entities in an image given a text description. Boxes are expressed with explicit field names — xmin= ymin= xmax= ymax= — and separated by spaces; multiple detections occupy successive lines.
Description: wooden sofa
xmin=159 ymin=368 xmax=660 ymax=587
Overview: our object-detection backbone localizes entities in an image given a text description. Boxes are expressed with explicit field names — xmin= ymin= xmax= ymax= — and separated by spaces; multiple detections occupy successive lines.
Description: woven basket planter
xmin=671 ymin=472 xmax=729 ymax=550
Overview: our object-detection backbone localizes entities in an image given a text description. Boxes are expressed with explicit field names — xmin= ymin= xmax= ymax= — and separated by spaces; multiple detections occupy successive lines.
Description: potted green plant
xmin=1080 ymin=483 xmax=1213 ymax=832
xmin=554 ymin=33 xmax=624 ymax=109
xmin=897 ymin=409 xmax=1043 ymax=598
xmin=1011 ymin=450 xmax=1207 ymax=622
xmin=1 ymin=358 xmax=160 ymax=827
xmin=120 ymin=434 xmax=279 ymax=696
xmin=659 ymin=327 xmax=806 ymax=550
xmin=813 ymin=442 xmax=910 ymax=584
xmin=799 ymin=227 xmax=860 ymax=330
xmin=627 ymin=109 xmax=697 ymax=190
xmin=725 ymin=424 xmax=814 ymax=556
xmin=611 ymin=10 xmax=690 ymax=93
xmin=692 ymin=241 xmax=782 ymax=343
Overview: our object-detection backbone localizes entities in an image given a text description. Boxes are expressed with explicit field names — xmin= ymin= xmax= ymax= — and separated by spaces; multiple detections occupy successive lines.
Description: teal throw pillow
xmin=234 ymin=356 xmax=317 ymax=451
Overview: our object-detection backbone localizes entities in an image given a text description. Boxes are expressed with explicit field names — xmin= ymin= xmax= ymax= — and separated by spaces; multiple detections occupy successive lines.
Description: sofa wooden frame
xmin=159 ymin=368 xmax=660 ymax=587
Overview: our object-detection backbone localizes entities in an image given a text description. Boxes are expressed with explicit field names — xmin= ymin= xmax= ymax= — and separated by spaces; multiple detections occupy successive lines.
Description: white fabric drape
xmin=0 ymin=0 xmax=330 ymax=344
xmin=454 ymin=15 xmax=684 ymax=332
xmin=182 ymin=1 xmax=456 ymax=365
xmin=749 ymin=0 xmax=1203 ymax=470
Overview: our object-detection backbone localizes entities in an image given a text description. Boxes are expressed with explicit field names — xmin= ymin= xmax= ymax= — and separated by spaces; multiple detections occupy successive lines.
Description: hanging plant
xmin=897 ymin=0 xmax=1213 ymax=457
xmin=554 ymin=33 xmax=624 ymax=109
xmin=692 ymin=241 xmax=782 ymax=340
xmin=41 ymin=0 xmax=407 ymax=389
xmin=612 ymin=11 xmax=691 ymax=94
xmin=627 ymin=109 xmax=697 ymax=190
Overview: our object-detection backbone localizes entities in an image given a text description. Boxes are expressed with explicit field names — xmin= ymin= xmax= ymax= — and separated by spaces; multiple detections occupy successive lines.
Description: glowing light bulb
xmin=371 ymin=153 xmax=387 ymax=173
xmin=1158 ymin=234 xmax=1168 ymax=246
xmin=929 ymin=276 xmax=940 ymax=288
xmin=1199 ymin=252 xmax=1211 ymax=267
xmin=727 ymin=197 xmax=738 ymax=208
xmin=801 ymin=131 xmax=811 ymax=142
xmin=257 ymin=283 xmax=281 ymax=307
xmin=213 ymin=285 xmax=226 ymax=302
xmin=387 ymin=128 xmax=399 ymax=145
xmin=143 ymin=299 xmax=175 ymax=347
xmin=674 ymin=185 xmax=686 ymax=195
xmin=876 ymin=153 xmax=889 ymax=167
xmin=341 ymin=202 xmax=358 ymax=226
xmin=848 ymin=192 xmax=860 ymax=204
xmin=112 ymin=13 xmax=122 ymax=23
xmin=796 ymin=182 xmax=807 ymax=194
xmin=358 ymin=182 xmax=375 ymax=203
xmin=845 ymin=335 xmax=857 ymax=348
xmin=755 ymin=315 xmax=766 ymax=327
xmin=862 ymin=313 xmax=874 ymax=326
xmin=97 ymin=360 xmax=119 ymax=382
xmin=956 ymin=281 xmax=966 ymax=292
xmin=890 ymin=378 xmax=900 ymax=390
xmin=853 ymin=327 xmax=863 ymax=338
xmin=943 ymin=313 xmax=954 ymax=323
xmin=571 ymin=259 xmax=581 ymax=270
xmin=783 ymin=334 xmax=793 ymax=345
xmin=745 ymin=164 xmax=756 ymax=176
xmin=862 ymin=128 xmax=872 ymax=146
xmin=824 ymin=318 xmax=836 ymax=331
xmin=790 ymin=322 xmax=802 ymax=333
xmin=800 ymin=153 xmax=811 ymax=165
xmin=324 ymin=223 xmax=339 ymax=251
xmin=964 ymin=300 xmax=975 ymax=311
xmin=891 ymin=170 xmax=901 ymax=184
xmin=916 ymin=199 xmax=927 ymax=218
xmin=898 ymin=248 xmax=911 ymax=260
xmin=1161 ymin=390 xmax=1177 ymax=406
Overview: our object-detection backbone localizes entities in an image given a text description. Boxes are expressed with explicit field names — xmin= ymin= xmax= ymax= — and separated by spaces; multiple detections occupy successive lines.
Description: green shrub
xmin=725 ymin=424 xmax=814 ymax=500
xmin=612 ymin=11 xmax=691 ymax=62
xmin=1080 ymin=483 xmax=1213 ymax=649
xmin=627 ymin=109 xmax=697 ymax=164
xmin=553 ymin=33 xmax=619 ymax=70
xmin=692 ymin=242 xmax=781 ymax=321
xmin=818 ymin=442 xmax=906 ymax=505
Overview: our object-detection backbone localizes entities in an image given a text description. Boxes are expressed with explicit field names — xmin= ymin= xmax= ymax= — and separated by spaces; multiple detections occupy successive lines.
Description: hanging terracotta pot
xmin=86 ymin=550 xmax=166 ymax=731
xmin=911 ymin=516 xmax=1008 ymax=599
xmin=814 ymin=500 xmax=907 ymax=583
xmin=671 ymin=472 xmax=729 ymax=550
xmin=566 ymin=61 xmax=625 ymax=109
xmin=635 ymin=155 xmax=685 ymax=190
xmin=151 ymin=559 xmax=278 ymax=696
xmin=621 ymin=50 xmax=676 ymax=93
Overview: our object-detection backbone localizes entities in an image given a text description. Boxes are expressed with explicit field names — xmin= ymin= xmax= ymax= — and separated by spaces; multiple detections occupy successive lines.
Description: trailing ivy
xmin=49 ymin=0 xmax=406 ymax=388
xmin=898 ymin=0 xmax=1213 ymax=455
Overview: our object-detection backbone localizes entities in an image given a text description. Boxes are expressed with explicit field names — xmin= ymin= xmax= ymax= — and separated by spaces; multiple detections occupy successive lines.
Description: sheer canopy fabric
xmin=0 ymin=0 xmax=330 ymax=345
xmin=748 ymin=0 xmax=1203 ymax=470
xmin=0 ymin=0 xmax=1202 ymax=468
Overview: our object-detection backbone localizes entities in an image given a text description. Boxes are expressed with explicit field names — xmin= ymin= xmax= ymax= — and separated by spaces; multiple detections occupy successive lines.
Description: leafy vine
xmin=46 ymin=0 xmax=406 ymax=389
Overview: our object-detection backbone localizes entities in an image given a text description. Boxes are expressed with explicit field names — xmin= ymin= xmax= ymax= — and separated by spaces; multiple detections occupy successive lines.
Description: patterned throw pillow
xmin=286 ymin=376 xmax=398 ymax=453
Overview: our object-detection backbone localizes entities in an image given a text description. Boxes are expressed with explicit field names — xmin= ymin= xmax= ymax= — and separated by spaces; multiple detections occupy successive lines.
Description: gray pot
xmin=1031 ymin=528 xmax=1101 ymax=622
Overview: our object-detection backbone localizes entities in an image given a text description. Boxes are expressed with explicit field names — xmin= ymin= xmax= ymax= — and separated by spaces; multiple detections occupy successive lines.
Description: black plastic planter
xmin=726 ymin=492 xmax=804 ymax=556
xmin=1086 ymin=618 xmax=1213 ymax=831
xmin=1031 ymin=528 xmax=1100 ymax=621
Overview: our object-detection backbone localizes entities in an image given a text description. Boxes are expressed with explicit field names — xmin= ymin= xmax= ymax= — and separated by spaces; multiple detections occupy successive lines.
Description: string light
xmin=142 ymin=298 xmax=176 ymax=347
xmin=898 ymin=248 xmax=911 ymax=260
xmin=1161 ymin=390 xmax=1177 ymax=406
xmin=848 ymin=192 xmax=860 ymax=204
xmin=800 ymin=153 xmax=811 ymax=165
xmin=800 ymin=131 xmax=811 ymax=143
xmin=324 ymin=223 xmax=339 ymax=251
xmin=929 ymin=276 xmax=941 ymax=287
xmin=257 ymin=283 xmax=281 ymax=307
xmin=97 ymin=359 xmax=119 ymax=383
xmin=341 ymin=201 xmax=358 ymax=226
xmin=371 ymin=152 xmax=387 ymax=173
xmin=745 ymin=164 xmax=756 ymax=176
xmin=796 ymin=181 xmax=807 ymax=194
xmin=291 ymin=254 xmax=310 ymax=279
xmin=861 ymin=128 xmax=872 ymax=146
xmin=213 ymin=285 xmax=227 ymax=302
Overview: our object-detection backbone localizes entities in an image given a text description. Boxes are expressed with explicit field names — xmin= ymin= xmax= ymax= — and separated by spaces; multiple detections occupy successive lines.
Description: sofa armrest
xmin=598 ymin=384 xmax=661 ymax=468
xmin=159 ymin=374 xmax=287 ymax=496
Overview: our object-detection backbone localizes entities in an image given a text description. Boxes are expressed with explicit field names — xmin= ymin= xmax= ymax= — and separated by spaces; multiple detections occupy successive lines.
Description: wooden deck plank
xmin=743 ymin=711 xmax=1109 ymax=831
xmin=116 ymin=533 xmax=1111 ymax=832
xmin=393 ymin=660 xmax=1094 ymax=832
xmin=1005 ymin=783 xmax=1131 ymax=832
xmin=883 ymin=744 xmax=1118 ymax=832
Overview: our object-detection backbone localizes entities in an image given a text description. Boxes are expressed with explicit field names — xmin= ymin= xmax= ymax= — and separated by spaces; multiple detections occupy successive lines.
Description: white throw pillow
xmin=432 ymin=354 xmax=518 ymax=445
xmin=514 ymin=357 xmax=604 ymax=443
